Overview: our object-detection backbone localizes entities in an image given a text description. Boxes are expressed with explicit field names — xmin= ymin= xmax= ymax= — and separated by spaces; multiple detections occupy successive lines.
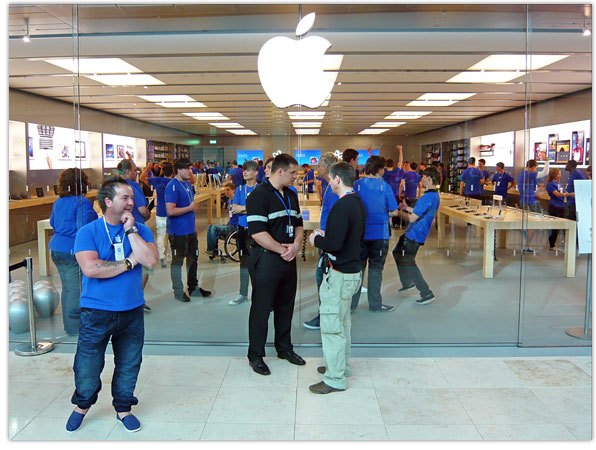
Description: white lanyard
xmin=102 ymin=217 xmax=124 ymax=247
xmin=175 ymin=178 xmax=193 ymax=203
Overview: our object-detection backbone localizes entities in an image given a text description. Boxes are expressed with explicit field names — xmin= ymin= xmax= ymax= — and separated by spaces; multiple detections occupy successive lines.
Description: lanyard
xmin=175 ymin=178 xmax=193 ymax=203
xmin=103 ymin=217 xmax=124 ymax=247
xmin=270 ymin=182 xmax=292 ymax=223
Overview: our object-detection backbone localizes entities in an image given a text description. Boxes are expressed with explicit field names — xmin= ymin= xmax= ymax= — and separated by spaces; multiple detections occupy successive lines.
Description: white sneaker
xmin=229 ymin=295 xmax=248 ymax=305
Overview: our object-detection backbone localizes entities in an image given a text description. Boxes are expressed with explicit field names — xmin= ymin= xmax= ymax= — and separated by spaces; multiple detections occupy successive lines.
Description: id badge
xmin=287 ymin=225 xmax=294 ymax=238
xmin=114 ymin=242 xmax=125 ymax=261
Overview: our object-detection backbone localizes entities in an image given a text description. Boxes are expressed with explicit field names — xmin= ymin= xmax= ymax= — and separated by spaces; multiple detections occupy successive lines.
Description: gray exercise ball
xmin=9 ymin=292 xmax=29 ymax=304
xmin=9 ymin=299 xmax=30 ymax=334
xmin=32 ymin=283 xmax=59 ymax=318
xmin=33 ymin=280 xmax=52 ymax=291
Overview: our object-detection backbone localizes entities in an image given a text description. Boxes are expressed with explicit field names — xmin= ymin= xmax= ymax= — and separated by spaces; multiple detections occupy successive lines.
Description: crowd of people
xmin=46 ymin=148 xmax=588 ymax=432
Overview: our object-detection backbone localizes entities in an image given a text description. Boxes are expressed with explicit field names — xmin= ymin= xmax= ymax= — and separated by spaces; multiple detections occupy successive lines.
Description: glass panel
xmin=520 ymin=4 xmax=592 ymax=346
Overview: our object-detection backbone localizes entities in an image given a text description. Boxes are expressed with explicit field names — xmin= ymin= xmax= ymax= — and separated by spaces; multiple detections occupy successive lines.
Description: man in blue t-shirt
xmin=302 ymin=164 xmax=316 ymax=193
xmin=477 ymin=158 xmax=491 ymax=204
xmin=517 ymin=159 xmax=549 ymax=252
xmin=399 ymin=161 xmax=421 ymax=207
xmin=229 ymin=160 xmax=260 ymax=306
xmin=491 ymin=162 xmax=516 ymax=205
xmin=229 ymin=160 xmax=244 ymax=187
xmin=165 ymin=158 xmax=212 ymax=302
xmin=564 ymin=159 xmax=586 ymax=221
xmin=205 ymin=182 xmax=239 ymax=258
xmin=65 ymin=177 xmax=158 ymax=433
xmin=459 ymin=157 xmax=484 ymax=200
xmin=393 ymin=167 xmax=441 ymax=305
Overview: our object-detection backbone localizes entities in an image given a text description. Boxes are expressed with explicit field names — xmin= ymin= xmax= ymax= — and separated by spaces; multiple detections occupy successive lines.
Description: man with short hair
xmin=491 ymin=162 xmax=516 ymax=205
xmin=308 ymin=161 xmax=366 ymax=394
xmin=229 ymin=160 xmax=260 ymax=305
xmin=342 ymin=148 xmax=359 ymax=177
xmin=165 ymin=158 xmax=212 ymax=302
xmin=564 ymin=159 xmax=585 ymax=221
xmin=229 ymin=160 xmax=244 ymax=187
xmin=460 ymin=157 xmax=484 ymax=201
xmin=477 ymin=158 xmax=491 ymax=204
xmin=400 ymin=161 xmax=421 ymax=208
xmin=301 ymin=163 xmax=316 ymax=194
xmin=66 ymin=177 xmax=158 ymax=433
xmin=418 ymin=162 xmax=427 ymax=176
xmin=517 ymin=158 xmax=550 ymax=252
xmin=205 ymin=182 xmax=238 ymax=258
xmin=246 ymin=153 xmax=305 ymax=375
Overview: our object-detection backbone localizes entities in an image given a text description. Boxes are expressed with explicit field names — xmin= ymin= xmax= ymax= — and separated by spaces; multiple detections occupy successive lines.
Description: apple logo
xmin=258 ymin=13 xmax=335 ymax=109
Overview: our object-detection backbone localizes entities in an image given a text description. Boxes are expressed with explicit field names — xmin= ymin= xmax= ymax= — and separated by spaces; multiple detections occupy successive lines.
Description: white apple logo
xmin=258 ymin=13 xmax=335 ymax=109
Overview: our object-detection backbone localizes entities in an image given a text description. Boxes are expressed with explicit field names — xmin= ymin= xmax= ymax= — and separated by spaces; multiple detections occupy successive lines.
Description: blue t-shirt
xmin=230 ymin=167 xmax=244 ymax=187
xmin=461 ymin=167 xmax=483 ymax=195
xmin=547 ymin=181 xmax=565 ymax=208
xmin=256 ymin=166 xmax=266 ymax=183
xmin=517 ymin=170 xmax=538 ymax=205
xmin=74 ymin=218 xmax=154 ymax=311
xmin=232 ymin=183 xmax=258 ymax=228
xmin=320 ymin=183 xmax=339 ymax=231
xmin=165 ymin=178 xmax=196 ymax=235
xmin=318 ymin=176 xmax=329 ymax=200
xmin=125 ymin=179 xmax=148 ymax=225
xmin=49 ymin=195 xmax=98 ymax=254
xmin=402 ymin=171 xmax=420 ymax=198
xmin=406 ymin=191 xmax=440 ymax=244
xmin=303 ymin=169 xmax=315 ymax=193
xmin=354 ymin=177 xmax=398 ymax=240
xmin=479 ymin=169 xmax=490 ymax=193
xmin=566 ymin=169 xmax=586 ymax=205
xmin=491 ymin=172 xmax=514 ymax=197
xmin=148 ymin=177 xmax=171 ymax=217
xmin=384 ymin=168 xmax=403 ymax=197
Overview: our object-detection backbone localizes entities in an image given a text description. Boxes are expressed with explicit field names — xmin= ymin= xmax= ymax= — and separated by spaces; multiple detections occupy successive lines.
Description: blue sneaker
xmin=303 ymin=315 xmax=320 ymax=330
xmin=65 ymin=410 xmax=86 ymax=433
xmin=116 ymin=413 xmax=141 ymax=432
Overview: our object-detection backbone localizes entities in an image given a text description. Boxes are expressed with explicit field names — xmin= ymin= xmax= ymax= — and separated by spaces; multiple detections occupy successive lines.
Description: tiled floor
xmin=8 ymin=351 xmax=592 ymax=440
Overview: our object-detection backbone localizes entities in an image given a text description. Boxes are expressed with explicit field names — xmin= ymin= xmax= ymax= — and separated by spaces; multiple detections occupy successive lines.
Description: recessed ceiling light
xmin=288 ymin=111 xmax=325 ymax=120
xmin=385 ymin=111 xmax=432 ymax=119
xmin=468 ymin=54 xmax=569 ymax=71
xmin=209 ymin=122 xmax=244 ymax=128
xmin=227 ymin=129 xmax=257 ymax=135
xmin=292 ymin=122 xmax=322 ymax=128
xmin=407 ymin=93 xmax=475 ymax=107
xmin=87 ymin=74 xmax=164 ymax=86
xmin=139 ymin=95 xmax=196 ymax=103
xmin=447 ymin=71 xmax=525 ymax=83
xmin=359 ymin=129 xmax=389 ymax=135
xmin=157 ymin=102 xmax=206 ymax=108
xmin=184 ymin=112 xmax=228 ymax=120
xmin=295 ymin=129 xmax=320 ymax=135
xmin=45 ymin=58 xmax=143 ymax=74
xmin=370 ymin=122 xmax=406 ymax=128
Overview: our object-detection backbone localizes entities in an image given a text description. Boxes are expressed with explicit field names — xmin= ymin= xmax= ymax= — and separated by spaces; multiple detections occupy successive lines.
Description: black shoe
xmin=190 ymin=287 xmax=212 ymax=297
xmin=309 ymin=381 xmax=345 ymax=394
xmin=175 ymin=292 xmax=190 ymax=302
xmin=277 ymin=350 xmax=306 ymax=366
xmin=249 ymin=358 xmax=271 ymax=376
xmin=143 ymin=304 xmax=151 ymax=312
xmin=317 ymin=366 xmax=326 ymax=374
xmin=398 ymin=284 xmax=415 ymax=293
xmin=160 ymin=259 xmax=167 ymax=268
xmin=415 ymin=294 xmax=435 ymax=305
xmin=371 ymin=304 xmax=395 ymax=312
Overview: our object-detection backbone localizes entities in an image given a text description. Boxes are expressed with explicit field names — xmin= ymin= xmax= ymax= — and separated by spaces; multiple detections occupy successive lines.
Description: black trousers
xmin=247 ymin=248 xmax=297 ymax=360
xmin=392 ymin=234 xmax=433 ymax=297
xmin=168 ymin=232 xmax=198 ymax=296
xmin=548 ymin=205 xmax=566 ymax=248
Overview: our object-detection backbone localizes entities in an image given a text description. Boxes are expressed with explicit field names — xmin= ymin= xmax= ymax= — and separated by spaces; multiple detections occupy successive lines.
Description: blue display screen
xmin=236 ymin=150 xmax=263 ymax=164
xmin=294 ymin=149 xmax=322 ymax=165
xmin=356 ymin=149 xmax=380 ymax=164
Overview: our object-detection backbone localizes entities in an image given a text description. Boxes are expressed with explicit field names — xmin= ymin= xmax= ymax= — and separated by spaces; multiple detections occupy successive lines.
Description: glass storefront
xmin=8 ymin=4 xmax=591 ymax=348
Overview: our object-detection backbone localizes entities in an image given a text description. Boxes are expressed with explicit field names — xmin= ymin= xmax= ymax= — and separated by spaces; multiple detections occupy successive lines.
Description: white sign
xmin=574 ymin=179 xmax=592 ymax=254
xmin=258 ymin=13 xmax=335 ymax=108
xmin=28 ymin=123 xmax=90 ymax=170
xmin=103 ymin=133 xmax=137 ymax=169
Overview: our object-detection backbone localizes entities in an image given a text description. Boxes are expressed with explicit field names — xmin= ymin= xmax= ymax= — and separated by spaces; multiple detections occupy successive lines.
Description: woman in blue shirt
xmin=351 ymin=156 xmax=399 ymax=312
xmin=49 ymin=168 xmax=98 ymax=335
xmin=546 ymin=168 xmax=568 ymax=251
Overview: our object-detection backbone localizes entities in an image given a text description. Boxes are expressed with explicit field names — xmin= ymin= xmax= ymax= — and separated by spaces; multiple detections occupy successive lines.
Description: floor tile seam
xmin=561 ymin=423 xmax=588 ymax=440
xmin=199 ymin=357 xmax=233 ymax=440
xmin=22 ymin=383 xmax=74 ymax=425
xmin=9 ymin=416 xmax=37 ymax=441
xmin=367 ymin=358 xmax=390 ymax=436
xmin=527 ymin=386 xmax=592 ymax=424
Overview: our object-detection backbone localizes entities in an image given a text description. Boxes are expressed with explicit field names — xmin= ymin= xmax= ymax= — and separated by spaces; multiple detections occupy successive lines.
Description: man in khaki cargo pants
xmin=308 ymin=161 xmax=366 ymax=394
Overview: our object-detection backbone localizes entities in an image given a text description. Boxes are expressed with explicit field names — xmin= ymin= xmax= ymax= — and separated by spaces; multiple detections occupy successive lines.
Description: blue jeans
xmin=71 ymin=305 xmax=144 ymax=412
xmin=350 ymin=239 xmax=389 ymax=311
xmin=206 ymin=224 xmax=235 ymax=253
xmin=50 ymin=250 xmax=82 ymax=335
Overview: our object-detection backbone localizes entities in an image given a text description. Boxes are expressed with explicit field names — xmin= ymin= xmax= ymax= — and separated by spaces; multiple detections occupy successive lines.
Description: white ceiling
xmin=8 ymin=3 xmax=592 ymax=137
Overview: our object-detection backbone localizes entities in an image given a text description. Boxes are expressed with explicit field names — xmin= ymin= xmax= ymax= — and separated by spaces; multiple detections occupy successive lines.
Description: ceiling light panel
xmin=209 ymin=122 xmax=244 ymax=128
xmin=419 ymin=93 xmax=476 ymax=100
xmin=385 ymin=111 xmax=433 ymax=119
xmin=370 ymin=122 xmax=406 ymax=128
xmin=287 ymin=111 xmax=325 ymax=120
xmin=184 ymin=112 xmax=228 ymax=120
xmin=447 ymin=71 xmax=525 ymax=83
xmin=295 ymin=129 xmax=320 ymax=135
xmin=227 ymin=129 xmax=257 ymax=135
xmin=138 ymin=95 xmax=206 ymax=107
xmin=45 ymin=58 xmax=142 ymax=74
xmin=86 ymin=74 xmax=164 ymax=86
xmin=468 ymin=54 xmax=569 ymax=71
xmin=292 ymin=122 xmax=322 ymax=128
xmin=358 ymin=129 xmax=389 ymax=135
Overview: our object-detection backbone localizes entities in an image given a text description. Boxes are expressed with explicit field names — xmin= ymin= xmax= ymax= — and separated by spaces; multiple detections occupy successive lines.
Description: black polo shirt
xmin=246 ymin=180 xmax=303 ymax=245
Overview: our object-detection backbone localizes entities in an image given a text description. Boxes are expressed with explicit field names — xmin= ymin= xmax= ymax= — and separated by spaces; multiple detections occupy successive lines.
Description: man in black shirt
xmin=246 ymin=153 xmax=305 ymax=375
xmin=308 ymin=162 xmax=366 ymax=394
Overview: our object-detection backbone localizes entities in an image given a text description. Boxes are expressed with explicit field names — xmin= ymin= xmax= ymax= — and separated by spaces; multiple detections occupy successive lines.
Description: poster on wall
xmin=533 ymin=142 xmax=548 ymax=161
xmin=103 ymin=133 xmax=137 ymax=168
xmin=548 ymin=133 xmax=559 ymax=161
xmin=356 ymin=149 xmax=380 ymax=163
xmin=479 ymin=144 xmax=495 ymax=156
xmin=555 ymin=140 xmax=571 ymax=164
xmin=294 ymin=149 xmax=322 ymax=165
xmin=27 ymin=123 xmax=90 ymax=170
xmin=571 ymin=131 xmax=584 ymax=164
xmin=586 ymin=138 xmax=591 ymax=166
xmin=236 ymin=150 xmax=263 ymax=164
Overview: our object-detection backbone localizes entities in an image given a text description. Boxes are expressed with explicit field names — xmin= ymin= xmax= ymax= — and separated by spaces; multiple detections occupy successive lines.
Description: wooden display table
xmin=196 ymin=187 xmax=225 ymax=219
xmin=483 ymin=184 xmax=550 ymax=202
xmin=9 ymin=189 xmax=98 ymax=211
xmin=437 ymin=203 xmax=576 ymax=279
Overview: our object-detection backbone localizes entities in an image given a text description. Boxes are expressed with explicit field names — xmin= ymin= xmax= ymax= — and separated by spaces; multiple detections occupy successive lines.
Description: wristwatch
xmin=125 ymin=226 xmax=138 ymax=237
xmin=124 ymin=257 xmax=134 ymax=271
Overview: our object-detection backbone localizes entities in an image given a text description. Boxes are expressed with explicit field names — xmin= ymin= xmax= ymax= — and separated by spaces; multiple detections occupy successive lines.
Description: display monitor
xmin=236 ymin=150 xmax=263 ymax=165
xmin=294 ymin=149 xmax=322 ymax=165
xmin=356 ymin=149 xmax=380 ymax=164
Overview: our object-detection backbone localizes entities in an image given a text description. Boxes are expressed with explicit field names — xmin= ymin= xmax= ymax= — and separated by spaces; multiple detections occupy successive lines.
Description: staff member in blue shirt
xmin=49 ymin=168 xmax=98 ymax=335
xmin=165 ymin=158 xmax=212 ymax=302
xmin=459 ymin=157 xmax=484 ymax=200
xmin=393 ymin=167 xmax=441 ymax=305
xmin=517 ymin=158 xmax=549 ymax=252
xmin=351 ymin=156 xmax=399 ymax=312
xmin=229 ymin=160 xmax=244 ymax=187
xmin=564 ymin=159 xmax=586 ymax=221
xmin=383 ymin=145 xmax=404 ymax=229
xmin=301 ymin=163 xmax=316 ymax=193
xmin=65 ymin=177 xmax=157 ymax=433
xmin=230 ymin=160 xmax=260 ymax=305
xmin=491 ymin=162 xmax=516 ymax=205
xmin=477 ymin=158 xmax=491 ymax=204
xmin=399 ymin=161 xmax=422 ymax=208
xmin=546 ymin=168 xmax=569 ymax=251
